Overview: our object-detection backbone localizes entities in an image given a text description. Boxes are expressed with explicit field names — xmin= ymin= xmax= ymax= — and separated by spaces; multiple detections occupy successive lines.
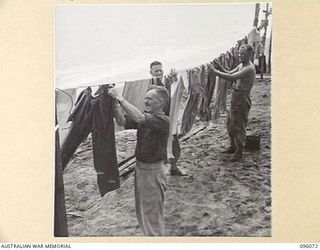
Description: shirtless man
xmin=212 ymin=44 xmax=256 ymax=162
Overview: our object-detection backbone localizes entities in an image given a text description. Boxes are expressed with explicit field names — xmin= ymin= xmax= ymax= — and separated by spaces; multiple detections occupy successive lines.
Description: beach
xmin=62 ymin=76 xmax=271 ymax=237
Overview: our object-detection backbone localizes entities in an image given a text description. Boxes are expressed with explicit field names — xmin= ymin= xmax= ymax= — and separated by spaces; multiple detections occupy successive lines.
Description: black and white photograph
xmin=54 ymin=3 xmax=272 ymax=237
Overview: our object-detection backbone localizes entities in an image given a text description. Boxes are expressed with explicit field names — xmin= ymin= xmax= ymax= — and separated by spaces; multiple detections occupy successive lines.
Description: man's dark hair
xmin=150 ymin=61 xmax=162 ymax=69
xmin=240 ymin=44 xmax=254 ymax=55
xmin=147 ymin=85 xmax=169 ymax=110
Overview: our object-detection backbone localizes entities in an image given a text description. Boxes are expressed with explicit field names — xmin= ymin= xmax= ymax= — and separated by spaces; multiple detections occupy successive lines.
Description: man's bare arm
xmin=212 ymin=65 xmax=253 ymax=81
xmin=109 ymin=88 xmax=146 ymax=124
xmin=113 ymin=101 xmax=126 ymax=126
xmin=213 ymin=60 xmax=240 ymax=74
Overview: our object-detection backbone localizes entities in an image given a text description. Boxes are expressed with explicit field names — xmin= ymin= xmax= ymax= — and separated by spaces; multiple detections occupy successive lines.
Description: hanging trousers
xmin=61 ymin=86 xmax=120 ymax=196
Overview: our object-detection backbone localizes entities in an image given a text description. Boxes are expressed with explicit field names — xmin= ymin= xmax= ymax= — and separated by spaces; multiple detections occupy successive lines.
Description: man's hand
xmin=211 ymin=66 xmax=219 ymax=74
xmin=212 ymin=59 xmax=223 ymax=71
xmin=108 ymin=86 xmax=122 ymax=102
xmin=165 ymin=68 xmax=178 ymax=84
xmin=169 ymin=68 xmax=177 ymax=77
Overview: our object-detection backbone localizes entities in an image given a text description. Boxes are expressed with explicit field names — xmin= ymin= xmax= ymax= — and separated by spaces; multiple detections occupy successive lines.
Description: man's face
xmin=150 ymin=64 xmax=164 ymax=79
xmin=239 ymin=47 xmax=250 ymax=63
xmin=144 ymin=89 xmax=163 ymax=114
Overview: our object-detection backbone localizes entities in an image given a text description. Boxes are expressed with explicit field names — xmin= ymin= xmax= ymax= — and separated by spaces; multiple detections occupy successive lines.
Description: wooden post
xmin=260 ymin=56 xmax=264 ymax=80
xmin=253 ymin=3 xmax=260 ymax=27
xmin=54 ymin=105 xmax=68 ymax=237
xmin=268 ymin=30 xmax=272 ymax=74
xmin=260 ymin=3 xmax=272 ymax=80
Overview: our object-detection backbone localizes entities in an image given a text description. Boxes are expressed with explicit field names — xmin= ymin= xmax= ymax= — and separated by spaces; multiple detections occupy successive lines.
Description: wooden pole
xmin=262 ymin=3 xmax=269 ymax=48
xmin=260 ymin=3 xmax=271 ymax=80
xmin=253 ymin=3 xmax=260 ymax=27
xmin=54 ymin=105 xmax=68 ymax=237
xmin=268 ymin=30 xmax=272 ymax=74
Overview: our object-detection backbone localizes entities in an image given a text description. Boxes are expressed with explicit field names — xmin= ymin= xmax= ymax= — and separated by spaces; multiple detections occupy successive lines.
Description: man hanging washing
xmin=212 ymin=44 xmax=256 ymax=162
xmin=108 ymin=85 xmax=170 ymax=236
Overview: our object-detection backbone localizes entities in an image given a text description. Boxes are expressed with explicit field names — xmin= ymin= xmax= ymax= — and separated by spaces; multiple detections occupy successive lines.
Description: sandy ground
xmin=63 ymin=77 xmax=271 ymax=237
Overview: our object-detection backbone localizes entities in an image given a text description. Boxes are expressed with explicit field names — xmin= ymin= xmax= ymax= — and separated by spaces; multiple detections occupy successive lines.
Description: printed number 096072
xmin=300 ymin=244 xmax=319 ymax=248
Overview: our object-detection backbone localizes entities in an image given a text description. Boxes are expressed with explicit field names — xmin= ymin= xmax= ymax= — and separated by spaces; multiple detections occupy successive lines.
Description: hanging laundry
xmin=179 ymin=69 xmax=189 ymax=90
xmin=180 ymin=67 xmax=202 ymax=136
xmin=244 ymin=36 xmax=248 ymax=44
xmin=213 ymin=54 xmax=229 ymax=118
xmin=54 ymin=107 xmax=68 ymax=237
xmin=56 ymin=88 xmax=77 ymax=143
xmin=168 ymin=75 xmax=185 ymax=136
xmin=199 ymin=64 xmax=217 ymax=121
xmin=61 ymin=86 xmax=120 ymax=197
xmin=197 ymin=65 xmax=210 ymax=121
xmin=163 ymin=74 xmax=179 ymax=116
xmin=248 ymin=27 xmax=261 ymax=45
xmin=248 ymin=27 xmax=262 ymax=60
xmin=231 ymin=47 xmax=239 ymax=68
xmin=226 ymin=51 xmax=236 ymax=90
xmin=166 ymin=75 xmax=185 ymax=159
xmin=226 ymin=51 xmax=234 ymax=70
xmin=237 ymin=37 xmax=248 ymax=48
xmin=122 ymin=79 xmax=151 ymax=112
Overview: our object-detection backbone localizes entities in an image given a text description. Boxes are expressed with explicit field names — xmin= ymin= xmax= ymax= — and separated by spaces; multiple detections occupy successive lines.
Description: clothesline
xmin=59 ymin=35 xmax=250 ymax=91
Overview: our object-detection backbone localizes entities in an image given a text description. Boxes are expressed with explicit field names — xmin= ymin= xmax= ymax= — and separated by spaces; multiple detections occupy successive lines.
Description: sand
xmin=62 ymin=77 xmax=271 ymax=237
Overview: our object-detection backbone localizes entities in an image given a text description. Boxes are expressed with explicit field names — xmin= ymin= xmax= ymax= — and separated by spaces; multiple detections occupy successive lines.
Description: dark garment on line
xmin=54 ymin=108 xmax=68 ymax=237
xmin=180 ymin=68 xmax=202 ymax=135
xmin=198 ymin=64 xmax=208 ymax=120
xmin=181 ymin=93 xmax=200 ymax=135
xmin=231 ymin=47 xmax=239 ymax=69
xmin=222 ymin=52 xmax=233 ymax=90
xmin=199 ymin=64 xmax=217 ymax=121
xmin=237 ymin=37 xmax=248 ymax=49
xmin=125 ymin=113 xmax=169 ymax=163
xmin=61 ymin=86 xmax=120 ymax=196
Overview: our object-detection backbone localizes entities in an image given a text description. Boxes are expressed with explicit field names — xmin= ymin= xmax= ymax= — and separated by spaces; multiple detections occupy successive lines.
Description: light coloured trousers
xmin=135 ymin=160 xmax=166 ymax=236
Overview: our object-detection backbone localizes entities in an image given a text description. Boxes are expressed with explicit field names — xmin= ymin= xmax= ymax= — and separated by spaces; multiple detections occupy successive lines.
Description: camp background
xmin=0 ymin=0 xmax=319 ymax=244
